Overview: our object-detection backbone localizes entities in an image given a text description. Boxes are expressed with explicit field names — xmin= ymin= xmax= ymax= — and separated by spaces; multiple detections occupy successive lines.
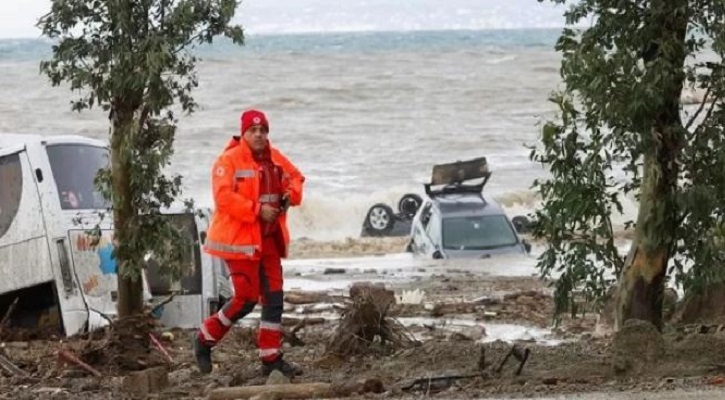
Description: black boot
xmin=192 ymin=333 xmax=213 ymax=374
xmin=262 ymin=356 xmax=303 ymax=377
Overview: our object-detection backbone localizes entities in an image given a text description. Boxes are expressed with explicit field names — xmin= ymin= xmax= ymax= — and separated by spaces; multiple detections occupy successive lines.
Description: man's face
xmin=242 ymin=125 xmax=269 ymax=152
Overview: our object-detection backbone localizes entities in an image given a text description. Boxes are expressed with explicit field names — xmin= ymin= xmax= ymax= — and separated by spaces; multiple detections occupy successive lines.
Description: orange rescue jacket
xmin=204 ymin=137 xmax=304 ymax=260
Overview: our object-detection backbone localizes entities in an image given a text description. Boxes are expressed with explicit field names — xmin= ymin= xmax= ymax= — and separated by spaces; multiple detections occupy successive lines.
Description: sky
xmin=0 ymin=0 xmax=568 ymax=39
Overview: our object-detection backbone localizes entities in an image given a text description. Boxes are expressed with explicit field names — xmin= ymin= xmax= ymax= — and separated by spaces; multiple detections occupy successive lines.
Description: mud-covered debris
xmin=495 ymin=344 xmax=530 ymax=376
xmin=122 ymin=366 xmax=169 ymax=397
xmin=0 ymin=351 xmax=26 ymax=376
xmin=611 ymin=319 xmax=664 ymax=374
xmin=58 ymin=350 xmax=101 ymax=377
xmin=326 ymin=283 xmax=417 ymax=357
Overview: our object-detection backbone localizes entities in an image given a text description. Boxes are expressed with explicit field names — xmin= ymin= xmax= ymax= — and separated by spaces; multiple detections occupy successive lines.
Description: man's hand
xmin=259 ymin=204 xmax=280 ymax=222
xmin=280 ymin=193 xmax=290 ymax=211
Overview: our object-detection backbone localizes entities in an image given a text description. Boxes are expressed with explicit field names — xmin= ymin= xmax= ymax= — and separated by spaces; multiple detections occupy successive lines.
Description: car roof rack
xmin=424 ymin=157 xmax=492 ymax=198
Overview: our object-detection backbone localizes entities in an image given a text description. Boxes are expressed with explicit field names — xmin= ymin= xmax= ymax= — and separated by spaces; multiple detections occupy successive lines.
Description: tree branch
xmin=685 ymin=86 xmax=712 ymax=131
xmin=687 ymin=93 xmax=720 ymax=142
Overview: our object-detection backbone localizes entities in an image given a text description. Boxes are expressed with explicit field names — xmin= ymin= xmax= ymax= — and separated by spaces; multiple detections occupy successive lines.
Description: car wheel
xmin=512 ymin=215 xmax=531 ymax=234
xmin=398 ymin=193 xmax=423 ymax=216
xmin=364 ymin=203 xmax=395 ymax=235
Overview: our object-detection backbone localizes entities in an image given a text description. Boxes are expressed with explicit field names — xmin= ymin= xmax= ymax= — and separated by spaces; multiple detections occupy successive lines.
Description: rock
xmin=123 ymin=366 xmax=169 ymax=397
xmin=160 ymin=331 xmax=175 ymax=341
xmin=610 ymin=319 xmax=664 ymax=374
xmin=266 ymin=370 xmax=290 ymax=386
xmin=323 ymin=268 xmax=346 ymax=275
xmin=123 ymin=370 xmax=150 ymax=398
xmin=147 ymin=366 xmax=169 ymax=393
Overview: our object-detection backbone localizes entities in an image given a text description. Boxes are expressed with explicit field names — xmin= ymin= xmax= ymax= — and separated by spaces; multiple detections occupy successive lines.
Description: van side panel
xmin=67 ymin=228 xmax=118 ymax=319
xmin=0 ymin=150 xmax=55 ymax=292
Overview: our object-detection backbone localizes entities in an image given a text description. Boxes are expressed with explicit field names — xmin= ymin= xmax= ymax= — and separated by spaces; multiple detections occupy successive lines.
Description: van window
xmin=46 ymin=144 xmax=110 ymax=210
xmin=0 ymin=153 xmax=22 ymax=239
xmin=144 ymin=213 xmax=202 ymax=295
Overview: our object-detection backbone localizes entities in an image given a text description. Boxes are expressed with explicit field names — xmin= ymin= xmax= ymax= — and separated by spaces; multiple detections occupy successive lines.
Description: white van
xmin=0 ymin=133 xmax=228 ymax=336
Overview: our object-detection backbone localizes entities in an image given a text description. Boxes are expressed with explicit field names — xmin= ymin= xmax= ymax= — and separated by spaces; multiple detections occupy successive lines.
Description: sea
xmin=0 ymin=24 xmax=641 ymax=242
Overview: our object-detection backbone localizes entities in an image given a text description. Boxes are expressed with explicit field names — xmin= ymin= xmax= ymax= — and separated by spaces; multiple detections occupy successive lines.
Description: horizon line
xmin=0 ymin=25 xmax=578 ymax=41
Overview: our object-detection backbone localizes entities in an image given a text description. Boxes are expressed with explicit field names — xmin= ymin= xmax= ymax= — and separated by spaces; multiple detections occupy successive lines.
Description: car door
xmin=411 ymin=201 xmax=436 ymax=256
xmin=424 ymin=207 xmax=443 ymax=258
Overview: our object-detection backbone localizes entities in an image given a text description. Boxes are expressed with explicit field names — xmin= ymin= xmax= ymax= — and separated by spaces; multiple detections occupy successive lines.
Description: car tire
xmin=364 ymin=203 xmax=395 ymax=236
xmin=398 ymin=193 xmax=423 ymax=216
xmin=512 ymin=215 xmax=531 ymax=234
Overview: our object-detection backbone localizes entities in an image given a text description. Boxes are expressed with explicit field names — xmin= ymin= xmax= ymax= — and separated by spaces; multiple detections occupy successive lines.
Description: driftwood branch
xmin=284 ymin=291 xmax=332 ymax=305
xmin=58 ymin=350 xmax=102 ymax=377
xmin=209 ymin=379 xmax=384 ymax=400
xmin=209 ymin=382 xmax=331 ymax=400
xmin=326 ymin=283 xmax=418 ymax=357
xmin=0 ymin=297 xmax=19 ymax=327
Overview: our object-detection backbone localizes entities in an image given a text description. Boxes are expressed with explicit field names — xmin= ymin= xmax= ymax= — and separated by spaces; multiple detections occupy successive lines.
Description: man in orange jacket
xmin=193 ymin=109 xmax=305 ymax=377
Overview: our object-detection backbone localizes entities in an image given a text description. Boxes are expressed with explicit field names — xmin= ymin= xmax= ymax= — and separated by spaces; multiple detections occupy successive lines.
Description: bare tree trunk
xmin=111 ymin=107 xmax=144 ymax=318
xmin=614 ymin=152 xmax=674 ymax=331
xmin=614 ymin=0 xmax=688 ymax=331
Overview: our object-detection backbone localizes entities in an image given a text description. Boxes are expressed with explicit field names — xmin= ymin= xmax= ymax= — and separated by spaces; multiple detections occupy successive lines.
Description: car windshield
xmin=442 ymin=214 xmax=518 ymax=250
xmin=46 ymin=144 xmax=111 ymax=210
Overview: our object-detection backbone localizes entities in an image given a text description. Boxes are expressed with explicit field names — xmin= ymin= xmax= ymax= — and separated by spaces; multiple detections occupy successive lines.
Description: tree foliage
xmin=530 ymin=0 xmax=725 ymax=318
xmin=38 ymin=0 xmax=244 ymax=316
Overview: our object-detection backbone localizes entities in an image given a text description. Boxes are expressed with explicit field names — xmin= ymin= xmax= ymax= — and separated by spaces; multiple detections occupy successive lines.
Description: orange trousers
xmin=197 ymin=236 xmax=284 ymax=362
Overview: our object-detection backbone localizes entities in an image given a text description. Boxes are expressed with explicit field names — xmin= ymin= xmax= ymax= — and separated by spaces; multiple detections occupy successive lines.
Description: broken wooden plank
xmin=430 ymin=302 xmax=480 ymax=317
xmin=208 ymin=382 xmax=331 ymax=400
xmin=0 ymin=352 xmax=27 ymax=377
xmin=281 ymin=317 xmax=326 ymax=327
xmin=284 ymin=291 xmax=331 ymax=305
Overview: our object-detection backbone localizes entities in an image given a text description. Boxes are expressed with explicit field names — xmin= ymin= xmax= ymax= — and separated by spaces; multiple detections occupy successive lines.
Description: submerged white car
xmin=406 ymin=157 xmax=532 ymax=259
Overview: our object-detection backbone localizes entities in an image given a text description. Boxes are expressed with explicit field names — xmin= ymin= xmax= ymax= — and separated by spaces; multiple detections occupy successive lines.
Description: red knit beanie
xmin=240 ymin=109 xmax=269 ymax=134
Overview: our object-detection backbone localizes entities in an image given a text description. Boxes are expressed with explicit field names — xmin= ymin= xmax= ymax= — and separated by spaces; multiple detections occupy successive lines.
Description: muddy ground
xmin=2 ymin=239 xmax=725 ymax=399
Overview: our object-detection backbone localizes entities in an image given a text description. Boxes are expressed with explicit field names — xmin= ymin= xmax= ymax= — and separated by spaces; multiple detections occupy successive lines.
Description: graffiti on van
xmin=73 ymin=231 xmax=117 ymax=275
xmin=70 ymin=230 xmax=119 ymax=297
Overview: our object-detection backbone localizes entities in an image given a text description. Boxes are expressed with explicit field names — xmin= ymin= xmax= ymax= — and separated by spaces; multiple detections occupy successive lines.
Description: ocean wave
xmin=281 ymin=186 xmax=640 ymax=242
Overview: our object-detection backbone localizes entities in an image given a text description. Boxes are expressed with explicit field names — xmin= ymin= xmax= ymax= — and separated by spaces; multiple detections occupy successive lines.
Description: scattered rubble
xmin=2 ymin=261 xmax=725 ymax=399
